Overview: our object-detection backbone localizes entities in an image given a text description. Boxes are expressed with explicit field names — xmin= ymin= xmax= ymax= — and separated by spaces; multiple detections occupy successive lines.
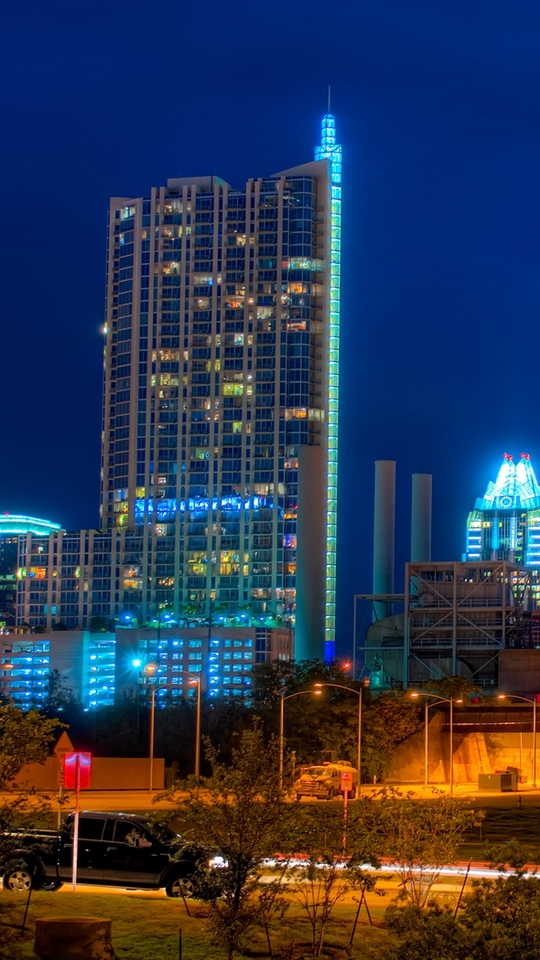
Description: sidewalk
xmin=356 ymin=781 xmax=540 ymax=801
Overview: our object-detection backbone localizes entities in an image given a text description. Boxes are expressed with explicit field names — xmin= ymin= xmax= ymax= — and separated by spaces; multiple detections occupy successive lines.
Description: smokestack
xmin=373 ymin=460 xmax=396 ymax=619
xmin=411 ymin=473 xmax=432 ymax=562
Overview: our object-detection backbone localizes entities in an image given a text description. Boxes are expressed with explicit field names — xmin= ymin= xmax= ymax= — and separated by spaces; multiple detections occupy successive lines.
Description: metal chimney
xmin=411 ymin=473 xmax=432 ymax=562
xmin=373 ymin=460 xmax=396 ymax=619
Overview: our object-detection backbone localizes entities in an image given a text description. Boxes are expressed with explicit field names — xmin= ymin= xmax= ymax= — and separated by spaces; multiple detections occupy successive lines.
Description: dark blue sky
xmin=2 ymin=0 xmax=540 ymax=654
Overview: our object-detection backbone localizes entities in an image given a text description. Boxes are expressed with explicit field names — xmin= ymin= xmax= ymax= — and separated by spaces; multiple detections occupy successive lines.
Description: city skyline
xmin=3 ymin=1 xmax=540 ymax=656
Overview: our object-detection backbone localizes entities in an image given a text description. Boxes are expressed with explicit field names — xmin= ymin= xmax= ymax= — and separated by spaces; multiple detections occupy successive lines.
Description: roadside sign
xmin=340 ymin=771 xmax=353 ymax=793
xmin=53 ymin=731 xmax=74 ymax=759
xmin=64 ymin=752 xmax=92 ymax=789
xmin=63 ymin=752 xmax=92 ymax=893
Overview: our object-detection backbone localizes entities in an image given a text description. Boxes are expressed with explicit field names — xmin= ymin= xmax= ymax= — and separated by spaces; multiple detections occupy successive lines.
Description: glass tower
xmin=465 ymin=452 xmax=540 ymax=603
xmin=100 ymin=115 xmax=342 ymax=659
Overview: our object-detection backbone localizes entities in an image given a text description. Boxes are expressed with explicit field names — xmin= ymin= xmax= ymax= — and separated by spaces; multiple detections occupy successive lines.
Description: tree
xmin=40 ymin=670 xmax=81 ymax=718
xmin=377 ymin=789 xmax=480 ymax=908
xmin=386 ymin=846 xmax=540 ymax=960
xmin=314 ymin=690 xmax=422 ymax=781
xmin=0 ymin=705 xmax=63 ymax=789
xmin=425 ymin=676 xmax=482 ymax=701
xmin=251 ymin=659 xmax=355 ymax=713
xmin=385 ymin=904 xmax=468 ymax=960
xmin=165 ymin=723 xmax=298 ymax=960
xmin=0 ymin=793 xmax=54 ymax=954
xmin=286 ymin=803 xmax=381 ymax=957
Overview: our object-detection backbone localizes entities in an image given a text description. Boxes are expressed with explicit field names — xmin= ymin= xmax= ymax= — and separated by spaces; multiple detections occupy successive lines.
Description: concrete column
xmin=411 ymin=473 xmax=432 ymax=563
xmin=373 ymin=460 xmax=396 ymax=621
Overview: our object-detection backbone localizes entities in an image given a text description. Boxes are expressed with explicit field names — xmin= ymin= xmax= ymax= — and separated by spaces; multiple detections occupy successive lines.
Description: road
xmin=15 ymin=782 xmax=540 ymax=813
xmin=10 ymin=862 xmax=503 ymax=906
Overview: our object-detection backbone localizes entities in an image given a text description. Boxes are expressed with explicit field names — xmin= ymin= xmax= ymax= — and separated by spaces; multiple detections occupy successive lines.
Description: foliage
xmin=285 ymin=803 xmax=382 ymax=957
xmin=385 ymin=904 xmax=468 ymax=960
xmin=0 ymin=793 xmax=55 ymax=957
xmin=377 ymin=789 xmax=481 ymax=907
xmin=250 ymin=661 xmax=421 ymax=777
xmin=202 ymin=697 xmax=254 ymax=766
xmin=482 ymin=838 xmax=533 ymax=874
xmin=424 ymin=675 xmax=482 ymax=701
xmin=306 ymin=689 xmax=422 ymax=781
xmin=251 ymin=659 xmax=354 ymax=712
xmin=88 ymin=614 xmax=110 ymax=633
xmin=164 ymin=723 xmax=298 ymax=959
xmin=361 ymin=692 xmax=422 ymax=781
xmin=386 ymin=867 xmax=540 ymax=960
xmin=460 ymin=873 xmax=540 ymax=959
xmin=39 ymin=670 xmax=81 ymax=718
xmin=0 ymin=706 xmax=63 ymax=789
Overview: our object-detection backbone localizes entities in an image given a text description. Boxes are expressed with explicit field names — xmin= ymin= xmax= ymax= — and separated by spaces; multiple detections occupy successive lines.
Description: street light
xmin=410 ymin=692 xmax=462 ymax=794
xmin=144 ymin=665 xmax=201 ymax=793
xmin=279 ymin=690 xmax=318 ymax=792
xmin=498 ymin=693 xmax=537 ymax=787
xmin=314 ymin=682 xmax=368 ymax=799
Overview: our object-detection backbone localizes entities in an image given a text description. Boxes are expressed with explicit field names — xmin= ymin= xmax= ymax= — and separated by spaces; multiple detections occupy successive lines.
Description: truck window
xmin=69 ymin=817 xmax=105 ymax=840
xmin=114 ymin=822 xmax=153 ymax=847
xmin=78 ymin=818 xmax=106 ymax=840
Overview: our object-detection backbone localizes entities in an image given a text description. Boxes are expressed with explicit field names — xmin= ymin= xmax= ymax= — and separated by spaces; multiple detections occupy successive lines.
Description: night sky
xmin=2 ymin=1 xmax=540 ymax=655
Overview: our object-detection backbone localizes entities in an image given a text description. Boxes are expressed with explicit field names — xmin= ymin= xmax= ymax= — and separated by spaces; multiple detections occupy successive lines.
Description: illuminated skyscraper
xmin=100 ymin=114 xmax=342 ymax=660
xmin=465 ymin=453 xmax=540 ymax=591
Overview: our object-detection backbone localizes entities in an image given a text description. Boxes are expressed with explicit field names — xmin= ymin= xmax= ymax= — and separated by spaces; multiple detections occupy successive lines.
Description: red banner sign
xmin=63 ymin=752 xmax=92 ymax=789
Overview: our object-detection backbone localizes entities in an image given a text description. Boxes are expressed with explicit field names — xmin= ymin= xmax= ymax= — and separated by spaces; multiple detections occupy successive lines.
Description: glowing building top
xmin=466 ymin=453 xmax=540 ymax=573
xmin=0 ymin=515 xmax=62 ymax=537
xmin=475 ymin=453 xmax=540 ymax=511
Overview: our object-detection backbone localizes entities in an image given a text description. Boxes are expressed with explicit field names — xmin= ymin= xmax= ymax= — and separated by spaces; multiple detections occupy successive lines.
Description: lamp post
xmin=498 ymin=693 xmax=537 ymax=787
xmin=145 ymin=665 xmax=201 ymax=792
xmin=313 ymin=681 xmax=369 ymax=799
xmin=410 ymin=692 xmax=462 ymax=794
xmin=279 ymin=690 xmax=317 ymax=792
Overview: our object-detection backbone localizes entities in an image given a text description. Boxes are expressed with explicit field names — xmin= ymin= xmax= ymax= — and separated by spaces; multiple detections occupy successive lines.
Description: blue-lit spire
xmin=314 ymin=108 xmax=342 ymax=657
xmin=315 ymin=109 xmax=342 ymax=184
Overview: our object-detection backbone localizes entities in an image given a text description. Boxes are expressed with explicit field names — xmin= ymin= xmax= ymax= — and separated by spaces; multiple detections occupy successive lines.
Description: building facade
xmin=115 ymin=623 xmax=291 ymax=707
xmin=100 ymin=114 xmax=342 ymax=660
xmin=0 ymin=622 xmax=291 ymax=709
xmin=466 ymin=453 xmax=540 ymax=588
xmin=466 ymin=452 xmax=540 ymax=611
xmin=363 ymin=560 xmax=531 ymax=690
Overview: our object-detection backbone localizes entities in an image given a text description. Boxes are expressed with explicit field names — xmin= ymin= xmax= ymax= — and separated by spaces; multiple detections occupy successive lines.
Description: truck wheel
xmin=295 ymin=794 xmax=302 ymax=801
xmin=348 ymin=789 xmax=355 ymax=800
xmin=3 ymin=867 xmax=33 ymax=892
xmin=327 ymin=788 xmax=336 ymax=800
xmin=166 ymin=875 xmax=195 ymax=898
xmin=39 ymin=879 xmax=63 ymax=892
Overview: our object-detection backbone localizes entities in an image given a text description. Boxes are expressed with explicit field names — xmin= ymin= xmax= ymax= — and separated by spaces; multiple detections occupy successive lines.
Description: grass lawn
xmin=6 ymin=795 xmax=540 ymax=958
xmin=0 ymin=887 xmax=395 ymax=960
xmin=460 ymin=799 xmax=540 ymax=861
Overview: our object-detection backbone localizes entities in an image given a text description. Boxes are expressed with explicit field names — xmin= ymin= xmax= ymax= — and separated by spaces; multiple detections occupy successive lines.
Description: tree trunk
xmin=34 ymin=917 xmax=117 ymax=960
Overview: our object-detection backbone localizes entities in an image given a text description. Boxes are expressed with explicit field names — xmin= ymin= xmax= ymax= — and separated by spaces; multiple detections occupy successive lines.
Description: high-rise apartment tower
xmin=100 ymin=114 xmax=342 ymax=660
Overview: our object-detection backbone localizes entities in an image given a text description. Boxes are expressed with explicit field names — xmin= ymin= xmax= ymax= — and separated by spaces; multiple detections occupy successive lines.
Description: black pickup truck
xmin=2 ymin=811 xmax=214 ymax=897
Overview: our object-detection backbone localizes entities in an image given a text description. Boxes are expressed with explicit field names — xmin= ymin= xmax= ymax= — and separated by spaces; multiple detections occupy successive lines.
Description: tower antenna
xmin=327 ymin=84 xmax=331 ymax=114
